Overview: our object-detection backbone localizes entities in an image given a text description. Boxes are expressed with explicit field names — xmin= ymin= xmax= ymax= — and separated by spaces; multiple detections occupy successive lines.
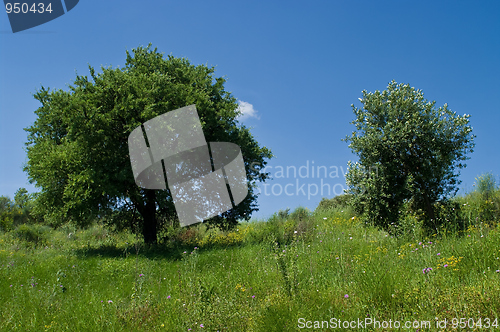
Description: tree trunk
xmin=142 ymin=189 xmax=158 ymax=244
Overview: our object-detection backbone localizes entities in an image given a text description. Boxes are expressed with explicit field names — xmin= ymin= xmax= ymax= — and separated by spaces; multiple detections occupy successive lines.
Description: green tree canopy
xmin=0 ymin=188 xmax=35 ymax=231
xmin=0 ymin=196 xmax=15 ymax=231
xmin=24 ymin=45 xmax=272 ymax=243
xmin=14 ymin=188 xmax=29 ymax=210
xmin=344 ymin=81 xmax=475 ymax=233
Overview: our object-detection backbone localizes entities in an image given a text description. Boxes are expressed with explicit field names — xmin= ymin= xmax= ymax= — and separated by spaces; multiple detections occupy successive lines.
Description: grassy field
xmin=1 ymin=205 xmax=499 ymax=331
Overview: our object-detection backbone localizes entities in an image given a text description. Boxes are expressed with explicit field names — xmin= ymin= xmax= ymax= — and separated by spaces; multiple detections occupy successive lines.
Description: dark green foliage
xmin=0 ymin=188 xmax=37 ymax=231
xmin=0 ymin=196 xmax=15 ymax=231
xmin=23 ymin=44 xmax=272 ymax=243
xmin=316 ymin=194 xmax=352 ymax=211
xmin=343 ymin=81 xmax=475 ymax=234
xmin=14 ymin=224 xmax=51 ymax=245
xmin=430 ymin=199 xmax=465 ymax=234
xmin=277 ymin=208 xmax=290 ymax=220
xmin=288 ymin=206 xmax=311 ymax=222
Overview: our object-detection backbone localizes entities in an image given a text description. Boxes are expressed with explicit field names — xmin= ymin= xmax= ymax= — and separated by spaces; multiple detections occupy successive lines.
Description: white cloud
xmin=236 ymin=100 xmax=260 ymax=120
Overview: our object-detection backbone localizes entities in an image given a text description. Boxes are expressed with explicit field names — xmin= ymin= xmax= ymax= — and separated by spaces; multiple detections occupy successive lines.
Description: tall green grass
xmin=1 ymin=202 xmax=499 ymax=331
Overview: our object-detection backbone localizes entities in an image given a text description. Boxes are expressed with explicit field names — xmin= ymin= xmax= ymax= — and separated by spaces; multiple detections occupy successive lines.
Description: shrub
xmin=0 ymin=196 xmax=16 ymax=232
xmin=431 ymin=199 xmax=465 ymax=234
xmin=398 ymin=197 xmax=465 ymax=236
xmin=263 ymin=215 xmax=286 ymax=247
xmin=475 ymin=173 xmax=497 ymax=200
xmin=77 ymin=224 xmax=112 ymax=247
xmin=177 ymin=226 xmax=203 ymax=246
xmin=289 ymin=206 xmax=311 ymax=222
xmin=262 ymin=207 xmax=314 ymax=247
xmin=0 ymin=213 xmax=14 ymax=232
xmin=457 ymin=190 xmax=500 ymax=227
xmin=316 ymin=194 xmax=352 ymax=211
xmin=14 ymin=224 xmax=51 ymax=245
xmin=464 ymin=173 xmax=500 ymax=225
xmin=243 ymin=222 xmax=268 ymax=244
xmin=396 ymin=210 xmax=423 ymax=239
xmin=199 ymin=227 xmax=244 ymax=247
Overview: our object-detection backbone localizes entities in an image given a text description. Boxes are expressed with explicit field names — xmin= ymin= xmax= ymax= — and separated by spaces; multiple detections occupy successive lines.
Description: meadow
xmin=1 ymin=190 xmax=500 ymax=331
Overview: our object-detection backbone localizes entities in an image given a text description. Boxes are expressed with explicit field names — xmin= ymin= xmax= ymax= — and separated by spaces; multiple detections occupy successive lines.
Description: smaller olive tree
xmin=344 ymin=81 xmax=475 ymax=233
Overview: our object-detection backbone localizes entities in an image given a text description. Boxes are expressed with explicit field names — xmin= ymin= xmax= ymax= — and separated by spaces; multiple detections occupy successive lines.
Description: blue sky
xmin=1 ymin=0 xmax=499 ymax=220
